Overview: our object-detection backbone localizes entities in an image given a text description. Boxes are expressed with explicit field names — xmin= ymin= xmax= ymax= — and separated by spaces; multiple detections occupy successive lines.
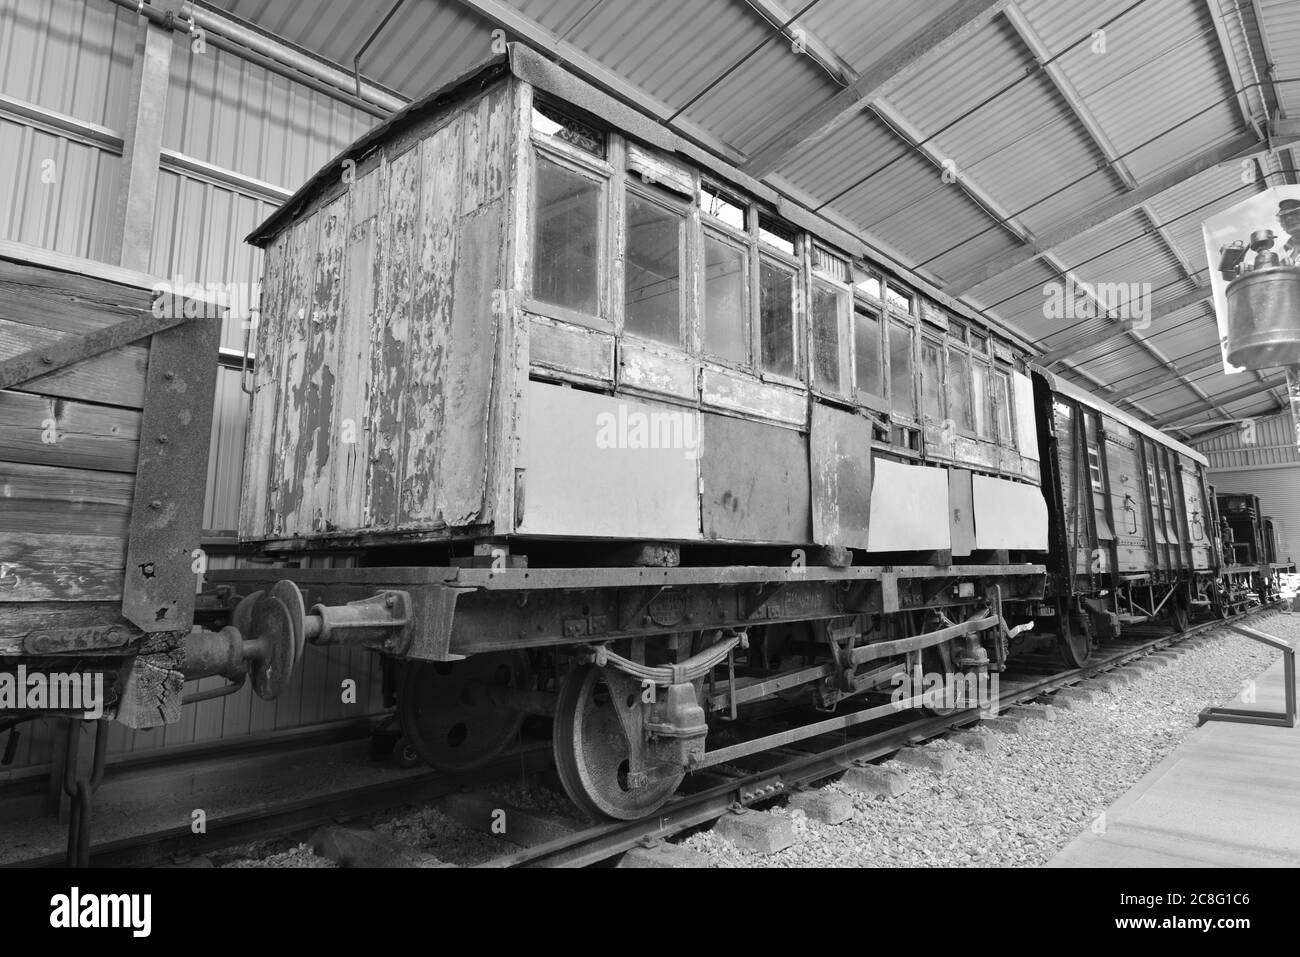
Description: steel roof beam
xmin=1037 ymin=284 xmax=1214 ymax=365
xmin=943 ymin=129 xmax=1292 ymax=295
xmin=740 ymin=0 xmax=1011 ymax=179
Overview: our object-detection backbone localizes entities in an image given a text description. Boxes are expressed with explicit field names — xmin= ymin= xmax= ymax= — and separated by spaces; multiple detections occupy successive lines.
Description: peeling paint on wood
xmin=529 ymin=316 xmax=614 ymax=382
xmin=401 ymin=118 xmax=460 ymax=526
xmin=701 ymin=366 xmax=807 ymax=426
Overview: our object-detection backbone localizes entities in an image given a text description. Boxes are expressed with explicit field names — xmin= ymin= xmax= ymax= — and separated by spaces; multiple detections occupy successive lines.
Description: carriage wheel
xmin=395 ymin=651 xmax=530 ymax=772
xmin=552 ymin=665 xmax=684 ymax=820
xmin=1170 ymin=591 xmax=1190 ymax=633
xmin=1058 ymin=601 xmax=1093 ymax=669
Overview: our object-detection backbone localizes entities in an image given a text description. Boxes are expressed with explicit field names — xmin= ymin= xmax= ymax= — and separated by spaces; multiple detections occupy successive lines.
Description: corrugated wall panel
xmin=0 ymin=118 xmax=119 ymax=260
xmin=163 ymin=29 xmax=373 ymax=189
xmin=0 ymin=0 xmax=136 ymax=127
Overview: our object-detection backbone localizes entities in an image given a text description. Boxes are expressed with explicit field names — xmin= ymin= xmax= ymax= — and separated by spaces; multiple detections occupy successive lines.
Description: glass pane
xmin=889 ymin=322 xmax=915 ymax=417
xmin=759 ymin=219 xmax=796 ymax=256
xmin=921 ymin=340 xmax=944 ymax=421
xmin=533 ymin=157 xmax=601 ymax=316
xmin=886 ymin=284 xmax=913 ymax=314
xmin=972 ymin=362 xmax=991 ymax=438
xmin=759 ymin=259 xmax=796 ymax=377
xmin=812 ymin=285 xmax=847 ymax=393
xmin=624 ymin=191 xmax=682 ymax=345
xmin=855 ymin=272 xmax=882 ymax=300
xmin=994 ymin=372 xmax=1013 ymax=446
xmin=702 ymin=186 xmax=746 ymax=231
xmin=531 ymin=104 xmax=604 ymax=156
xmin=949 ymin=349 xmax=972 ymax=431
xmin=854 ymin=308 xmax=882 ymax=398
xmin=703 ymin=234 xmax=747 ymax=362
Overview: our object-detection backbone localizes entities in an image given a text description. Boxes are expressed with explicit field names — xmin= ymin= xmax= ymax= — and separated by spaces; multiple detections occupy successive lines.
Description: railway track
xmin=8 ymin=604 xmax=1282 ymax=869
xmin=478 ymin=604 xmax=1288 ymax=868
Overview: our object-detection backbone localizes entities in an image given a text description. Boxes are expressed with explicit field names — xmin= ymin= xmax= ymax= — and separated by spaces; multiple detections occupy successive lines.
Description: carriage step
xmin=1116 ymin=614 xmax=1150 ymax=624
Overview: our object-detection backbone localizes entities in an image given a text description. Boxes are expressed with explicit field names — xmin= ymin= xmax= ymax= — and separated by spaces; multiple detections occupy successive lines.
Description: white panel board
xmin=866 ymin=459 xmax=950 ymax=551
xmin=1013 ymin=371 xmax=1039 ymax=461
xmin=972 ymin=474 xmax=1049 ymax=550
xmin=515 ymin=381 xmax=701 ymax=539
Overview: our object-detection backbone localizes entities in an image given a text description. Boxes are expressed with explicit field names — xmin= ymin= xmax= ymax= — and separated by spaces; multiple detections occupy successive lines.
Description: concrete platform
xmin=1050 ymin=655 xmax=1300 ymax=867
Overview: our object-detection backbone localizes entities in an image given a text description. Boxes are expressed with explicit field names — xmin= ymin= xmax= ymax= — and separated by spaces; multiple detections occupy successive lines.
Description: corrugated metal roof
xmin=3 ymin=0 xmax=1293 ymax=442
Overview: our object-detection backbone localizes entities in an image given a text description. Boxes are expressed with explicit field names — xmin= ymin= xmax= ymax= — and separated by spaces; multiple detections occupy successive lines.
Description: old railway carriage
xmin=1033 ymin=368 xmax=1221 ymax=666
xmin=210 ymin=45 xmax=1054 ymax=819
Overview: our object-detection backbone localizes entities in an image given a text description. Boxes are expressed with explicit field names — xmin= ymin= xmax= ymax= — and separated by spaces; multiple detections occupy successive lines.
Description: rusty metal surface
xmin=121 ymin=315 xmax=221 ymax=632
xmin=701 ymin=412 xmax=810 ymax=543
xmin=809 ymin=402 xmax=872 ymax=549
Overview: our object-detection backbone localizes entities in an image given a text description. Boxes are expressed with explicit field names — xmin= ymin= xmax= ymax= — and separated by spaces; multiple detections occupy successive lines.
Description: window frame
xmin=622 ymin=180 xmax=690 ymax=349
xmin=700 ymin=223 xmax=752 ymax=366
xmin=525 ymin=140 xmax=612 ymax=331
xmin=809 ymin=244 xmax=853 ymax=401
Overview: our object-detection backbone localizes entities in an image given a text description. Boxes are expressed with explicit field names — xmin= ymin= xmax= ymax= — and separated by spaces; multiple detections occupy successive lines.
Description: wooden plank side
xmin=328 ymin=168 xmax=379 ymax=531
xmin=0 ymin=391 xmax=139 ymax=472
xmin=482 ymin=86 xmax=508 ymax=204
xmin=0 ymin=261 xmax=149 ymax=334
xmin=0 ymin=461 xmax=132 ymax=538
xmin=264 ymin=211 xmax=320 ymax=538
xmin=438 ymin=202 xmax=501 ymax=526
xmin=0 ymin=531 xmax=125 ymax=601
xmin=0 ymin=318 xmax=147 ymax=408
xmin=529 ymin=317 xmax=614 ymax=382
xmin=288 ymin=195 xmax=346 ymax=535
xmin=400 ymin=118 xmax=462 ymax=526
xmin=367 ymin=145 xmax=420 ymax=531
xmin=238 ymin=231 xmax=288 ymax=540
xmin=0 ymin=601 xmax=133 ymax=644
xmin=462 ymin=94 xmax=484 ymax=212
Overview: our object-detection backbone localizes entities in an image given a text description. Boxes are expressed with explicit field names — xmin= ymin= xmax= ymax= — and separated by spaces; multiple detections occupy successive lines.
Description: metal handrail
xmin=1198 ymin=620 xmax=1297 ymax=728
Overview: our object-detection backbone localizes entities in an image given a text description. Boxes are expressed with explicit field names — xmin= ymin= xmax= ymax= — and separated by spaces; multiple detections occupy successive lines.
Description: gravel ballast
xmin=679 ymin=611 xmax=1297 ymax=868
xmin=217 ymin=610 xmax=1296 ymax=868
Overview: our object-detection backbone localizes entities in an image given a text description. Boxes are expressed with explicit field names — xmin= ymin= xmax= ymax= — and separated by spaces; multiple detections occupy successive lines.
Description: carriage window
xmin=970 ymin=330 xmax=988 ymax=355
xmin=993 ymin=370 xmax=1014 ymax=447
xmin=624 ymin=190 xmax=684 ymax=346
xmin=759 ymin=218 xmax=797 ymax=256
xmin=948 ymin=348 xmax=973 ymax=432
xmin=971 ymin=362 xmax=991 ymax=439
xmin=759 ymin=258 xmax=797 ymax=377
xmin=532 ymin=104 xmax=605 ymax=157
xmin=855 ymin=272 xmax=883 ymax=301
xmin=812 ymin=284 xmax=849 ymax=394
xmin=854 ymin=307 xmax=883 ymax=400
xmin=533 ymin=156 xmax=602 ymax=317
xmin=886 ymin=284 xmax=914 ymax=314
xmin=889 ymin=321 xmax=915 ymax=417
xmin=921 ymin=339 xmax=944 ymax=421
xmin=703 ymin=232 xmax=748 ymax=362
xmin=701 ymin=185 xmax=746 ymax=231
